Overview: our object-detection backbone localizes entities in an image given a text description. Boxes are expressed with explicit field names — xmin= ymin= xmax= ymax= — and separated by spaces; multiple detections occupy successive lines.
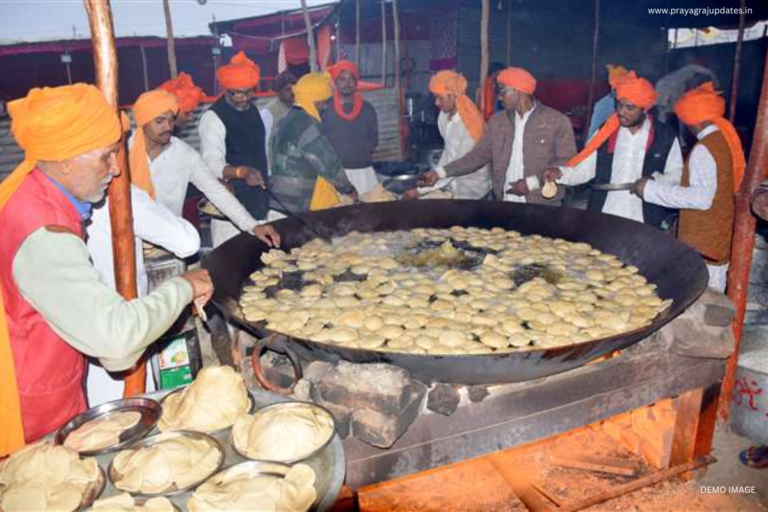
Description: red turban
xmin=329 ymin=60 xmax=360 ymax=81
xmin=159 ymin=72 xmax=205 ymax=114
xmin=675 ymin=82 xmax=746 ymax=191
xmin=614 ymin=71 xmax=658 ymax=110
xmin=429 ymin=71 xmax=485 ymax=143
xmin=216 ymin=51 xmax=260 ymax=90
xmin=497 ymin=67 xmax=537 ymax=95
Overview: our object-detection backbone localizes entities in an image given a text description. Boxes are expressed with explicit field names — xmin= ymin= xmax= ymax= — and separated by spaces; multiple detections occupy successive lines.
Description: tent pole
xmin=729 ymin=0 xmax=747 ymax=123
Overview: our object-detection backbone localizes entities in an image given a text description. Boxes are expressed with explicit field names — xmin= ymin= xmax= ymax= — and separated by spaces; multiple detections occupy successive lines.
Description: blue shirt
xmin=588 ymin=92 xmax=616 ymax=140
xmin=45 ymin=174 xmax=93 ymax=222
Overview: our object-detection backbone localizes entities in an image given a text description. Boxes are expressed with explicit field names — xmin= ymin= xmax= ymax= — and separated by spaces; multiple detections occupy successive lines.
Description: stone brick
xmin=314 ymin=396 xmax=353 ymax=439
xmin=351 ymin=380 xmax=427 ymax=448
xmin=426 ymin=383 xmax=461 ymax=416
xmin=316 ymin=362 xmax=412 ymax=415
xmin=304 ymin=361 xmax=334 ymax=384
xmin=667 ymin=317 xmax=734 ymax=359
xmin=688 ymin=289 xmax=736 ymax=327
xmin=467 ymin=385 xmax=490 ymax=403
xmin=292 ymin=378 xmax=314 ymax=402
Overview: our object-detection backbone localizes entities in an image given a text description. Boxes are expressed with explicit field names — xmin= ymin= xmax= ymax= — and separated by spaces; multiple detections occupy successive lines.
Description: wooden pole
xmin=720 ymin=43 xmax=768 ymax=419
xmin=584 ymin=0 xmax=601 ymax=141
xmin=139 ymin=45 xmax=149 ymax=91
xmin=162 ymin=0 xmax=178 ymax=78
xmin=729 ymin=0 xmax=747 ymax=123
xmin=393 ymin=0 xmax=400 ymax=88
xmin=83 ymin=0 xmax=142 ymax=396
xmin=479 ymin=0 xmax=489 ymax=108
xmin=506 ymin=0 xmax=512 ymax=66
xmin=301 ymin=0 xmax=318 ymax=73
xmin=355 ymin=0 xmax=361 ymax=65
xmin=381 ymin=0 xmax=387 ymax=84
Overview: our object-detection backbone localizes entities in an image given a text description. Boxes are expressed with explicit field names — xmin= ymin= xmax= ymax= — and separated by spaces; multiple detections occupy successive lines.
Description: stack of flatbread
xmin=159 ymin=366 xmax=250 ymax=433
xmin=232 ymin=404 xmax=334 ymax=462
xmin=92 ymin=493 xmax=175 ymax=512
xmin=361 ymin=185 xmax=396 ymax=203
xmin=0 ymin=442 xmax=101 ymax=512
xmin=111 ymin=434 xmax=220 ymax=495
xmin=64 ymin=411 xmax=142 ymax=452
xmin=187 ymin=463 xmax=316 ymax=512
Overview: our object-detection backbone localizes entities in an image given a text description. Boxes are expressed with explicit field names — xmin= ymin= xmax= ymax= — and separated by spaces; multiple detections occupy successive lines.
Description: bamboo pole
xmin=381 ymin=0 xmax=387 ymax=84
xmin=479 ymin=0 xmax=489 ymax=107
xmin=355 ymin=0 xmax=360 ymax=65
xmin=720 ymin=43 xmax=768 ymax=419
xmin=300 ymin=0 xmax=318 ymax=73
xmin=728 ymin=0 xmax=747 ymax=123
xmin=140 ymin=45 xmax=149 ymax=91
xmin=162 ymin=0 xmax=178 ymax=78
xmin=393 ymin=0 xmax=400 ymax=87
xmin=584 ymin=0 xmax=601 ymax=141
xmin=83 ymin=0 xmax=143 ymax=396
xmin=506 ymin=0 xmax=512 ymax=66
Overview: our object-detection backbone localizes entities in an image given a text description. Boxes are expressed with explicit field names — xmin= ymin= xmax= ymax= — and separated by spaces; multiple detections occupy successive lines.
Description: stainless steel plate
xmin=382 ymin=174 xmax=422 ymax=195
xmin=229 ymin=401 xmax=336 ymax=464
xmin=159 ymin=386 xmax=256 ymax=435
xmin=108 ymin=430 xmax=225 ymax=497
xmin=56 ymin=398 xmax=162 ymax=456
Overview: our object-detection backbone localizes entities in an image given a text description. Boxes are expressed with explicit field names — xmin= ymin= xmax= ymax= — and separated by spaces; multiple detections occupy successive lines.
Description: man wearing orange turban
xmin=544 ymin=72 xmax=683 ymax=227
xmin=0 ymin=84 xmax=213 ymax=455
xmin=633 ymin=82 xmax=744 ymax=291
xmin=130 ymin=89 xmax=279 ymax=249
xmin=404 ymin=70 xmax=490 ymax=200
xmin=421 ymin=66 xmax=576 ymax=204
xmin=158 ymin=72 xmax=206 ymax=130
xmin=321 ymin=60 xmax=380 ymax=195
xmin=200 ymin=51 xmax=272 ymax=246
xmin=587 ymin=64 xmax=629 ymax=139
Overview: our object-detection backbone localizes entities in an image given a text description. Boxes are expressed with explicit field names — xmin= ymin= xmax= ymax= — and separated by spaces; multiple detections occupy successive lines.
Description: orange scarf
xmin=0 ymin=84 xmax=121 ymax=456
xmin=333 ymin=91 xmax=364 ymax=121
xmin=129 ymin=89 xmax=179 ymax=198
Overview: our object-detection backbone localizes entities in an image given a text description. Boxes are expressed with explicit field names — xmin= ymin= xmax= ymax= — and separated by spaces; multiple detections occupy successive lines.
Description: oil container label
xmin=157 ymin=333 xmax=193 ymax=390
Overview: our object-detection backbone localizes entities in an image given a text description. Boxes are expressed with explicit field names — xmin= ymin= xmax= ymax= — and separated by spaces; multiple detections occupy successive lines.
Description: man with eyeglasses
xmin=543 ymin=72 xmax=683 ymax=227
xmin=199 ymin=51 xmax=273 ymax=246
xmin=420 ymin=67 xmax=576 ymax=204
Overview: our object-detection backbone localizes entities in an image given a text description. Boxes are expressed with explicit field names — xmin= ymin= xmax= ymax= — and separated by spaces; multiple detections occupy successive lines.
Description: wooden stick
xmin=393 ymin=0 xmax=400 ymax=88
xmin=506 ymin=0 xmax=512 ymax=66
xmin=729 ymin=0 xmax=747 ymax=123
xmin=479 ymin=0 xmax=489 ymax=109
xmin=355 ymin=0 xmax=360 ymax=65
xmin=489 ymin=454 xmax=555 ymax=512
xmin=584 ymin=0 xmax=601 ymax=140
xmin=301 ymin=0 xmax=318 ymax=73
xmin=162 ymin=0 xmax=178 ymax=78
xmin=83 ymin=0 xmax=143 ymax=395
xmin=722 ymin=42 xmax=768 ymax=419
xmin=551 ymin=454 xmax=637 ymax=477
xmin=381 ymin=0 xmax=387 ymax=84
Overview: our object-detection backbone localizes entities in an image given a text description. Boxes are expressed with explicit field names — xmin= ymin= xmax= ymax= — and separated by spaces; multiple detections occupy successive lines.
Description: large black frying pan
xmin=203 ymin=200 xmax=708 ymax=387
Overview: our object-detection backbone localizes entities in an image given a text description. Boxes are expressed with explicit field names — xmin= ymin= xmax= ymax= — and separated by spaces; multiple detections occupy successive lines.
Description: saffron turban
xmin=159 ymin=72 xmax=205 ymax=114
xmin=429 ymin=70 xmax=486 ymax=143
xmin=217 ymin=51 xmax=260 ymax=90
xmin=614 ymin=71 xmax=658 ymax=110
xmin=606 ymin=64 xmax=629 ymax=89
xmin=497 ymin=67 xmax=537 ymax=95
xmin=329 ymin=60 xmax=360 ymax=81
xmin=675 ymin=82 xmax=746 ymax=191
xmin=0 ymin=83 xmax=122 ymax=457
xmin=130 ymin=89 xmax=179 ymax=198
xmin=294 ymin=73 xmax=333 ymax=122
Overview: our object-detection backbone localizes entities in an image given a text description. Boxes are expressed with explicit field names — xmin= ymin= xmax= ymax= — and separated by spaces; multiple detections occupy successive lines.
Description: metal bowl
xmin=381 ymin=174 xmax=422 ymax=195
xmin=108 ymin=430 xmax=225 ymax=497
xmin=76 ymin=465 xmax=107 ymax=512
xmin=230 ymin=401 xmax=336 ymax=465
xmin=158 ymin=386 xmax=256 ymax=435
xmin=189 ymin=460 xmax=323 ymax=511
xmin=55 ymin=398 xmax=162 ymax=456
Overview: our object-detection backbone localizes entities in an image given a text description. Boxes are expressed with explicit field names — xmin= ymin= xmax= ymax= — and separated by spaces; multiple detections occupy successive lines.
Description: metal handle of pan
xmin=250 ymin=334 xmax=304 ymax=395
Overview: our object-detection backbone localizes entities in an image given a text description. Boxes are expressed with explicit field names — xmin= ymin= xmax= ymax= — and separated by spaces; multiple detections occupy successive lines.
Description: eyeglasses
xmin=497 ymin=87 xmax=515 ymax=98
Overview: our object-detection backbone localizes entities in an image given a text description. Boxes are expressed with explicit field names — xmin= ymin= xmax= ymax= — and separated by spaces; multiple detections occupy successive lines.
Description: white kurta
xmin=503 ymin=105 xmax=543 ymax=203
xmin=557 ymin=118 xmax=684 ymax=222
xmin=422 ymin=111 xmax=490 ymax=199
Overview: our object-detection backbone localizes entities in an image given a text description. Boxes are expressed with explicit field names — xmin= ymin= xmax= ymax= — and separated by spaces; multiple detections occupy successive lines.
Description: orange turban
xmin=329 ymin=60 xmax=360 ymax=81
xmin=497 ymin=67 xmax=537 ymax=95
xmin=607 ymin=64 xmax=629 ymax=89
xmin=0 ymin=83 xmax=121 ymax=456
xmin=130 ymin=89 xmax=179 ymax=198
xmin=216 ymin=51 xmax=260 ymax=90
xmin=429 ymin=70 xmax=485 ymax=143
xmin=614 ymin=71 xmax=658 ymax=110
xmin=159 ymin=72 xmax=205 ymax=114
xmin=675 ymin=82 xmax=746 ymax=191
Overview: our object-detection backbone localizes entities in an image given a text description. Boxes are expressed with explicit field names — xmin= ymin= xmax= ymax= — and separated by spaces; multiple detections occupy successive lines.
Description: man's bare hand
xmin=253 ymin=225 xmax=281 ymax=247
xmin=181 ymin=268 xmax=214 ymax=306
xmin=402 ymin=188 xmax=420 ymax=201
xmin=418 ymin=170 xmax=439 ymax=188
xmin=542 ymin=168 xmax=563 ymax=183
xmin=241 ymin=166 xmax=265 ymax=188
xmin=631 ymin=178 xmax=648 ymax=198
xmin=752 ymin=190 xmax=768 ymax=221
xmin=506 ymin=179 xmax=529 ymax=197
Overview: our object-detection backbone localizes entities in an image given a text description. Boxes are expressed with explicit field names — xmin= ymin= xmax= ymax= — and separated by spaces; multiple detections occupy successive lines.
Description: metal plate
xmin=229 ymin=401 xmax=336 ymax=464
xmin=191 ymin=460 xmax=329 ymax=511
xmin=382 ymin=174 xmax=423 ymax=195
xmin=56 ymin=398 xmax=162 ymax=456
xmin=159 ymin=387 xmax=256 ymax=435
xmin=590 ymin=182 xmax=635 ymax=191
xmin=108 ymin=430 xmax=225 ymax=497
